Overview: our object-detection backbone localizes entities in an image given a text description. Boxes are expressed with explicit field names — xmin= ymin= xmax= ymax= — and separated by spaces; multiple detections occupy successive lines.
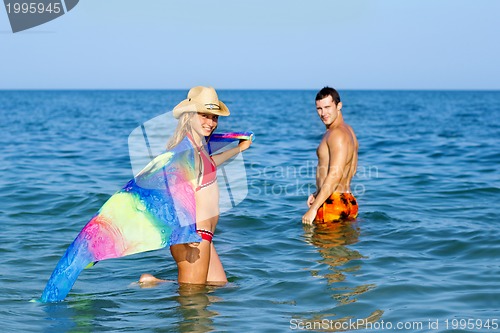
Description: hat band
xmin=205 ymin=103 xmax=220 ymax=110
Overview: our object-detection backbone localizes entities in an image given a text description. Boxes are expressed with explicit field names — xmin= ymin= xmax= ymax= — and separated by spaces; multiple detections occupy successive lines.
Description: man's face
xmin=316 ymin=96 xmax=341 ymax=127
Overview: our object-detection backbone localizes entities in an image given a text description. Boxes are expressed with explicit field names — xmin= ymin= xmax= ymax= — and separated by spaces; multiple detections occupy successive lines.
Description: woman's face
xmin=191 ymin=112 xmax=219 ymax=137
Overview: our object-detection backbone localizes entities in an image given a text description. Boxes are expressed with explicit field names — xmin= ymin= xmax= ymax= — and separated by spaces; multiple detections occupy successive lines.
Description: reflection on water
xmin=300 ymin=221 xmax=383 ymax=331
xmin=173 ymin=284 xmax=221 ymax=333
xmin=42 ymin=297 xmax=120 ymax=333
xmin=304 ymin=221 xmax=364 ymax=289
xmin=40 ymin=284 xmax=222 ymax=333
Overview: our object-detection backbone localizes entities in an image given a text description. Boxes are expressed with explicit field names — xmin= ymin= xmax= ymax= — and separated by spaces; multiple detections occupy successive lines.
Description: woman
xmin=140 ymin=86 xmax=251 ymax=286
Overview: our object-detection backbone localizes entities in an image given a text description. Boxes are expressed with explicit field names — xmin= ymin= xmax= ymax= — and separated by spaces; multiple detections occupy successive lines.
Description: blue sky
xmin=1 ymin=0 xmax=499 ymax=90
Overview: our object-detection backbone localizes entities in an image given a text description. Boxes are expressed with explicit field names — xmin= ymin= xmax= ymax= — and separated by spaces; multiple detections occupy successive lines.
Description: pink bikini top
xmin=187 ymin=133 xmax=217 ymax=191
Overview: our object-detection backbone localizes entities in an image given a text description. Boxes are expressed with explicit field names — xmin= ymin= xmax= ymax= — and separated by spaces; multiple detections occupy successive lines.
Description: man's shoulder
xmin=326 ymin=125 xmax=351 ymax=144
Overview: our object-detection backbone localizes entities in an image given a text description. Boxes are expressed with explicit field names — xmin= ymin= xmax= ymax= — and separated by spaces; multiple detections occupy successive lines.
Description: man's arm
xmin=302 ymin=131 xmax=348 ymax=224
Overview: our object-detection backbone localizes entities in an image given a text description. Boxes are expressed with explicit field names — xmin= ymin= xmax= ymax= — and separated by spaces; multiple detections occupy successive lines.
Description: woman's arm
xmin=211 ymin=140 xmax=252 ymax=166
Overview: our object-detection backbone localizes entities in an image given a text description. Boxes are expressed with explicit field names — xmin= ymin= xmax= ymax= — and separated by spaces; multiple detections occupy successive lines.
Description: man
xmin=302 ymin=87 xmax=359 ymax=224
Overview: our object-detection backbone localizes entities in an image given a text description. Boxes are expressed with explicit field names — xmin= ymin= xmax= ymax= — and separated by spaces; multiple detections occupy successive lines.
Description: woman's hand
xmin=238 ymin=139 xmax=252 ymax=152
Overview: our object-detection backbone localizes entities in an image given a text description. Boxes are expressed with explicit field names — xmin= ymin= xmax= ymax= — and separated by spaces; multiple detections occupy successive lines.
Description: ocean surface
xmin=0 ymin=90 xmax=499 ymax=332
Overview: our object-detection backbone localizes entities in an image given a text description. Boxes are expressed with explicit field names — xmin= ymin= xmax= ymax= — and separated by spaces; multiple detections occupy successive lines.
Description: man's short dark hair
xmin=316 ymin=87 xmax=341 ymax=105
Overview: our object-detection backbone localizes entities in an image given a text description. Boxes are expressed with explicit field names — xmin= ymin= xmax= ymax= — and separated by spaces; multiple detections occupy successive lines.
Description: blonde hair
xmin=166 ymin=112 xmax=195 ymax=149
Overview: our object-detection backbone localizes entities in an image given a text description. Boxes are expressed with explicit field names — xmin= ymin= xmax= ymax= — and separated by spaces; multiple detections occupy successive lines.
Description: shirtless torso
xmin=315 ymin=123 xmax=358 ymax=194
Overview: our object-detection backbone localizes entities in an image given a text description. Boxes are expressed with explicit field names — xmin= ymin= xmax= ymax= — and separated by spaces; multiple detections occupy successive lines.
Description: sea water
xmin=0 ymin=90 xmax=499 ymax=332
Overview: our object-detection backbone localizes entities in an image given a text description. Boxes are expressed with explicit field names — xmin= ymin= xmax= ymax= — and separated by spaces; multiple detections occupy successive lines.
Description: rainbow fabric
xmin=210 ymin=132 xmax=252 ymax=141
xmin=40 ymin=131 xmax=253 ymax=303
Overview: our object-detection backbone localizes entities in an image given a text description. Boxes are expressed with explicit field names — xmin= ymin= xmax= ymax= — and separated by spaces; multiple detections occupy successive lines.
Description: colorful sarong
xmin=315 ymin=193 xmax=358 ymax=222
xmin=40 ymin=131 xmax=253 ymax=303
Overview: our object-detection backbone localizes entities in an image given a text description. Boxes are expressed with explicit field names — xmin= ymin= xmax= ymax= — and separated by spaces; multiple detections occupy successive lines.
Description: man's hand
xmin=302 ymin=207 xmax=317 ymax=225
xmin=307 ymin=194 xmax=316 ymax=207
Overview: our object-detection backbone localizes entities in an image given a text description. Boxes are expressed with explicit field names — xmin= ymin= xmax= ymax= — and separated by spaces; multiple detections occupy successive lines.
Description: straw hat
xmin=172 ymin=86 xmax=230 ymax=119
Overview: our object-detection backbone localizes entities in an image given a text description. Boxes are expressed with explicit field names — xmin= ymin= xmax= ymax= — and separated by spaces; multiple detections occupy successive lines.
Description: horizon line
xmin=1 ymin=88 xmax=499 ymax=92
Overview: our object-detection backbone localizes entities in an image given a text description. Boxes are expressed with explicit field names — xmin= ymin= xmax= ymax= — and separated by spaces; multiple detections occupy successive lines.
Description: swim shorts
xmin=315 ymin=193 xmax=358 ymax=222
